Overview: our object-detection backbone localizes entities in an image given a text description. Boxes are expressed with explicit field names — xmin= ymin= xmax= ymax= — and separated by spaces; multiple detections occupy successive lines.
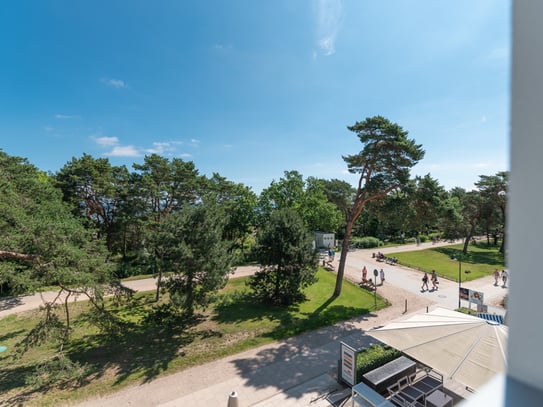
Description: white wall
xmin=507 ymin=0 xmax=543 ymax=393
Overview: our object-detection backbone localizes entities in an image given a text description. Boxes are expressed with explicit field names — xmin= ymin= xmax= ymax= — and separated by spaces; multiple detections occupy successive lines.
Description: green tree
xmin=335 ymin=116 xmax=424 ymax=296
xmin=439 ymin=191 xmax=465 ymax=241
xmin=132 ymin=154 xmax=203 ymax=300
xmin=444 ymin=188 xmax=484 ymax=254
xmin=55 ymin=154 xmax=130 ymax=252
xmin=317 ymin=178 xmax=355 ymax=238
xmin=0 ymin=151 xmax=118 ymax=352
xmin=475 ymin=171 xmax=508 ymax=253
xmin=404 ymin=174 xmax=447 ymax=237
xmin=153 ymin=202 xmax=234 ymax=317
xmin=258 ymin=171 xmax=342 ymax=234
xmin=248 ymin=209 xmax=318 ymax=305
xmin=202 ymin=173 xmax=257 ymax=258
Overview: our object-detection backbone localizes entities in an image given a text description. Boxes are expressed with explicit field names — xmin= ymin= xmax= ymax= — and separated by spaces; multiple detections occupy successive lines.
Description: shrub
xmin=351 ymin=236 xmax=382 ymax=249
xmin=356 ymin=344 xmax=401 ymax=380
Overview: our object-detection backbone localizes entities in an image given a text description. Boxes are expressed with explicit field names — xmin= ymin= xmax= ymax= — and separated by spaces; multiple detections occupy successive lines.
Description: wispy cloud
xmin=101 ymin=78 xmax=128 ymax=88
xmin=91 ymin=135 xmax=196 ymax=159
xmin=145 ymin=141 xmax=182 ymax=155
xmin=315 ymin=0 xmax=343 ymax=57
xmin=92 ymin=135 xmax=139 ymax=157
xmin=94 ymin=136 xmax=120 ymax=147
xmin=106 ymin=145 xmax=140 ymax=157
xmin=55 ymin=114 xmax=79 ymax=119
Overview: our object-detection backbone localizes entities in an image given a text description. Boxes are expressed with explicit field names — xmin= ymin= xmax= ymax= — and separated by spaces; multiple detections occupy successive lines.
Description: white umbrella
xmin=368 ymin=307 xmax=508 ymax=390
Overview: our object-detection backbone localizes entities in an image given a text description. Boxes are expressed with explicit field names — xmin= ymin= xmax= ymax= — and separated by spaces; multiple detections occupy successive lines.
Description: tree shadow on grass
xmin=0 ymin=363 xmax=47 ymax=406
xmin=0 ymin=329 xmax=25 ymax=343
xmin=66 ymin=311 xmax=203 ymax=387
xmin=433 ymin=247 xmax=504 ymax=267
xmin=0 ymin=297 xmax=210 ymax=405
xmin=213 ymin=291 xmax=373 ymax=342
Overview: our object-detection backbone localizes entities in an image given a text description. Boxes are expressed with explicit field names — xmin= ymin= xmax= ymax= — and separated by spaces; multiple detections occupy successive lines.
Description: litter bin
xmin=227 ymin=390 xmax=239 ymax=407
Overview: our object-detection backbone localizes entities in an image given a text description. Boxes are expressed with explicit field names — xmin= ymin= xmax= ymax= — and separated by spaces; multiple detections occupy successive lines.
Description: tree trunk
xmin=155 ymin=256 xmax=162 ymax=302
xmin=463 ymin=224 xmax=475 ymax=254
xmin=334 ymin=220 xmax=354 ymax=297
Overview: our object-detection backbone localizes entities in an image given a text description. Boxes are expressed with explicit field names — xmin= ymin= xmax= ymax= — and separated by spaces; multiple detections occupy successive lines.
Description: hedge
xmin=355 ymin=344 xmax=401 ymax=380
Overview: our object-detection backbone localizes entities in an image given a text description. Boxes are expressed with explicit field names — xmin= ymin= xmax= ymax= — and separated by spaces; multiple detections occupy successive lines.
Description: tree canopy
xmin=335 ymin=116 xmax=425 ymax=296
xmin=248 ymin=209 xmax=318 ymax=305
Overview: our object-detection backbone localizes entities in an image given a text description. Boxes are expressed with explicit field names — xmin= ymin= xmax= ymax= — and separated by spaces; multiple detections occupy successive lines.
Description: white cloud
xmin=145 ymin=141 xmax=183 ymax=155
xmin=55 ymin=114 xmax=79 ymax=119
xmin=92 ymin=134 xmax=190 ymax=158
xmin=187 ymin=138 xmax=200 ymax=147
xmin=315 ymin=0 xmax=343 ymax=56
xmin=94 ymin=136 xmax=120 ymax=147
xmin=91 ymin=134 xmax=137 ymax=156
xmin=179 ymin=153 xmax=192 ymax=158
xmin=105 ymin=145 xmax=140 ymax=157
xmin=101 ymin=78 xmax=128 ymax=88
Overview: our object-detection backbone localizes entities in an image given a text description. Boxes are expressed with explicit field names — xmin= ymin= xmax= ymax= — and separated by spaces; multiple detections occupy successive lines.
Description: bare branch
xmin=0 ymin=250 xmax=39 ymax=262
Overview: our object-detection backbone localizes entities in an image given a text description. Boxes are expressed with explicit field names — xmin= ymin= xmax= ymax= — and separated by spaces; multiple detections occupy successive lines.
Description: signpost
xmin=459 ymin=288 xmax=485 ymax=311
xmin=339 ymin=342 xmax=357 ymax=386
xmin=373 ymin=269 xmax=378 ymax=308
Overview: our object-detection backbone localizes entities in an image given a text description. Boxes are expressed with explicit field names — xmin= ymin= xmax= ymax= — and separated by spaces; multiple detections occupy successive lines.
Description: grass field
xmin=0 ymin=268 xmax=387 ymax=406
xmin=388 ymin=243 xmax=506 ymax=281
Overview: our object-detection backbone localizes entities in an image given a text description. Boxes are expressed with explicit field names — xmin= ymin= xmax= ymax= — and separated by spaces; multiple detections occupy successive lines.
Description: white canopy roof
xmin=368 ymin=307 xmax=508 ymax=390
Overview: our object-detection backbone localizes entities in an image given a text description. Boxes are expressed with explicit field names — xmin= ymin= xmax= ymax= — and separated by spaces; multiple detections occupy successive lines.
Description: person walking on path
xmin=431 ymin=270 xmax=438 ymax=291
xmin=501 ymin=269 xmax=509 ymax=287
xmin=380 ymin=268 xmax=385 ymax=285
xmin=493 ymin=269 xmax=500 ymax=286
xmin=421 ymin=272 xmax=429 ymax=291
xmin=362 ymin=266 xmax=368 ymax=282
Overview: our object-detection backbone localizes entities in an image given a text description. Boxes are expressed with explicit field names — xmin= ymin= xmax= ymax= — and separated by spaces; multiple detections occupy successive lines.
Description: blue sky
xmin=0 ymin=0 xmax=510 ymax=193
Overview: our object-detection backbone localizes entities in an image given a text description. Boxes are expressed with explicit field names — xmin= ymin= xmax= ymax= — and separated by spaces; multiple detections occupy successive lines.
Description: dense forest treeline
xmin=1 ymin=148 xmax=507 ymax=297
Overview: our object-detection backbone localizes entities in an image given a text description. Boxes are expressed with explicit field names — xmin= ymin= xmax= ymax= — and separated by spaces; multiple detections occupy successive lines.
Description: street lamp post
xmin=452 ymin=253 xmax=462 ymax=309
xmin=457 ymin=255 xmax=462 ymax=309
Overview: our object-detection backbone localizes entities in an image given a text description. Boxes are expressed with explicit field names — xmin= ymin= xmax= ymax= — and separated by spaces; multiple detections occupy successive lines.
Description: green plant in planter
xmin=356 ymin=344 xmax=401 ymax=380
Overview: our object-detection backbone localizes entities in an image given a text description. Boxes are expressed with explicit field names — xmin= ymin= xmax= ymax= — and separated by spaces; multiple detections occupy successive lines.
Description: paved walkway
xmin=0 ymin=242 xmax=508 ymax=407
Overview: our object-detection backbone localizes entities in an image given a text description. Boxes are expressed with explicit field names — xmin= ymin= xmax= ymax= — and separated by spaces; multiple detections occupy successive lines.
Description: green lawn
xmin=389 ymin=243 xmax=505 ymax=282
xmin=0 ymin=268 xmax=387 ymax=406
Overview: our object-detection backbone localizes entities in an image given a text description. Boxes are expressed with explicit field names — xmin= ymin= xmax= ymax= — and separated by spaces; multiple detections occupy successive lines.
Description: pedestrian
xmin=501 ymin=269 xmax=509 ymax=287
xmin=380 ymin=268 xmax=385 ymax=285
xmin=431 ymin=270 xmax=438 ymax=290
xmin=421 ymin=272 xmax=429 ymax=291
xmin=493 ymin=269 xmax=500 ymax=286
xmin=362 ymin=266 xmax=367 ymax=282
